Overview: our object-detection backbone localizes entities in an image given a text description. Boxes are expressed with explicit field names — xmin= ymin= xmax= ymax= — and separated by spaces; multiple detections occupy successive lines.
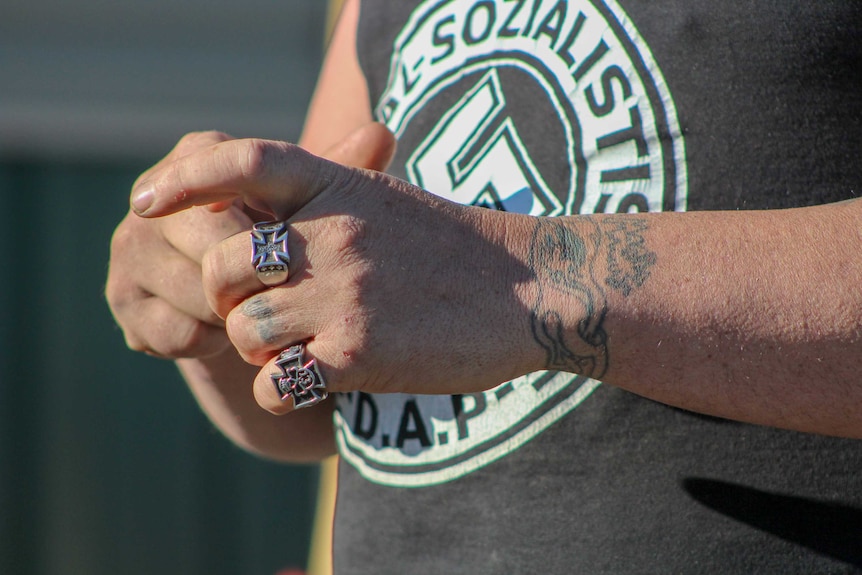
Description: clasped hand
xmin=128 ymin=124 xmax=539 ymax=414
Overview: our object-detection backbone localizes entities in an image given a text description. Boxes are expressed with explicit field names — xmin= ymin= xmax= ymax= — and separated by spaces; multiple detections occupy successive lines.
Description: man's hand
xmin=129 ymin=136 xmax=540 ymax=415
xmin=108 ymin=125 xmax=398 ymax=360
xmin=106 ymin=124 xmax=399 ymax=460
xmin=107 ymin=131 xmax=249 ymax=358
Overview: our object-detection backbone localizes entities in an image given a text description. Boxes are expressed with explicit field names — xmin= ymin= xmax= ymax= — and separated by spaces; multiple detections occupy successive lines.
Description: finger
xmin=201 ymin=227 xmax=297 ymax=320
xmin=171 ymin=130 xmax=235 ymax=157
xmin=137 ymin=250 xmax=225 ymax=326
xmin=162 ymin=203 xmax=253 ymax=264
xmin=113 ymin=285 xmax=232 ymax=358
xmin=205 ymin=212 xmax=371 ymax=361
xmin=197 ymin=124 xmax=395 ymax=314
xmin=210 ymin=219 xmax=346 ymax=364
xmin=205 ymin=217 xmax=346 ymax=360
xmin=321 ymin=122 xmax=396 ymax=172
xmin=134 ymin=131 xmax=235 ymax=189
xmin=109 ymin=213 xmax=221 ymax=326
xmin=202 ymin=238 xmax=297 ymax=364
xmin=114 ymin=212 xmax=228 ymax=325
xmin=223 ymin=288 xmax=321 ymax=366
xmin=252 ymin=342 xmax=335 ymax=415
xmin=131 ymin=139 xmax=345 ymax=219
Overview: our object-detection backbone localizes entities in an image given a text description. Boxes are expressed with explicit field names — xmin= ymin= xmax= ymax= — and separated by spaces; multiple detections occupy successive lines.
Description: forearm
xmin=177 ymin=351 xmax=336 ymax=461
xmin=518 ymin=199 xmax=862 ymax=436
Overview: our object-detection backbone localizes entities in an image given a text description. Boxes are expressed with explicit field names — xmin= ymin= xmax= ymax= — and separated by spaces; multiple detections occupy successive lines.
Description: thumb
xmin=321 ymin=122 xmax=396 ymax=172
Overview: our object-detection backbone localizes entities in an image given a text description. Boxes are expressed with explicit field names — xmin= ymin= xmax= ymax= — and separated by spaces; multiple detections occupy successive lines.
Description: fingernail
xmin=131 ymin=187 xmax=154 ymax=215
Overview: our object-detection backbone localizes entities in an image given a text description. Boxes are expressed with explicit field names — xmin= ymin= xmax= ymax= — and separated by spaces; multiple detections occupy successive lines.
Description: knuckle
xmin=312 ymin=338 xmax=368 ymax=393
xmin=154 ymin=320 xmax=213 ymax=358
xmin=323 ymin=214 xmax=369 ymax=259
xmin=105 ymin=242 xmax=143 ymax=312
xmin=123 ymin=332 xmax=149 ymax=354
xmin=226 ymin=300 xmax=284 ymax=364
xmin=178 ymin=130 xmax=232 ymax=152
xmin=194 ymin=129 xmax=231 ymax=141
xmin=177 ymin=131 xmax=204 ymax=147
xmin=103 ymin=276 xmax=129 ymax=311
xmin=200 ymin=243 xmax=242 ymax=316
xmin=239 ymin=138 xmax=271 ymax=182
xmin=174 ymin=323 xmax=209 ymax=356
xmin=201 ymin=246 xmax=230 ymax=296
xmin=109 ymin=217 xmax=135 ymax=254
xmin=224 ymin=311 xmax=248 ymax=345
xmin=225 ymin=311 xmax=260 ymax=355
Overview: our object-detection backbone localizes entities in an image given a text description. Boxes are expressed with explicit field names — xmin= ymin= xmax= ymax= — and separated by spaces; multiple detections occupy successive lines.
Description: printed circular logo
xmin=335 ymin=0 xmax=688 ymax=487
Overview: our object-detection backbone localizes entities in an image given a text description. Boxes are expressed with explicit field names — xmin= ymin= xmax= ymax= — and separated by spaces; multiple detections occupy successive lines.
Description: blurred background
xmin=0 ymin=1 xmax=334 ymax=573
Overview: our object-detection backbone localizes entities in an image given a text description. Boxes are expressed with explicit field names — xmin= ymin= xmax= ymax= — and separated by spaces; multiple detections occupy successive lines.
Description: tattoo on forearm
xmin=528 ymin=216 xmax=656 ymax=378
xmin=604 ymin=218 xmax=656 ymax=296
xmin=529 ymin=219 xmax=609 ymax=377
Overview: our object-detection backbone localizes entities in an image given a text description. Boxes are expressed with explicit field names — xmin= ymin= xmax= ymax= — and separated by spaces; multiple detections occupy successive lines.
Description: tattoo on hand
xmin=242 ymin=294 xmax=281 ymax=345
xmin=529 ymin=216 xmax=656 ymax=378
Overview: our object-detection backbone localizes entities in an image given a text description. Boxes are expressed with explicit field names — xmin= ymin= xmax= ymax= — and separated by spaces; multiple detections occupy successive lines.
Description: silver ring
xmin=271 ymin=344 xmax=328 ymax=409
xmin=251 ymin=221 xmax=290 ymax=286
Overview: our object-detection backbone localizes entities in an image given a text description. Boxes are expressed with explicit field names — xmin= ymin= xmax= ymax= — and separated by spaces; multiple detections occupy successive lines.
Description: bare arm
xmin=299 ymin=0 xmax=371 ymax=152
xmin=525 ymin=200 xmax=862 ymax=437
xmin=129 ymin=140 xmax=862 ymax=438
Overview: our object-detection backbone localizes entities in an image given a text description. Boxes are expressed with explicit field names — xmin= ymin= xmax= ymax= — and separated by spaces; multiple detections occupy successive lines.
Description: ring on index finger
xmin=251 ymin=221 xmax=290 ymax=286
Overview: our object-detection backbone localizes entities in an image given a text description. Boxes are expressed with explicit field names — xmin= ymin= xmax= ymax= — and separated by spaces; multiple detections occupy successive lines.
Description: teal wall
xmin=0 ymin=162 xmax=319 ymax=574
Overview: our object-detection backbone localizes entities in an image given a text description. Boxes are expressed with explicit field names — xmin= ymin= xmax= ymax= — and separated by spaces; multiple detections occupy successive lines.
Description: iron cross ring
xmin=251 ymin=221 xmax=290 ymax=287
xmin=270 ymin=344 xmax=328 ymax=410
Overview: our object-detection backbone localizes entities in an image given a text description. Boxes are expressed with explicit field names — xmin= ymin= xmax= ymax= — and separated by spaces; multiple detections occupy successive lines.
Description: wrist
xmin=472 ymin=208 xmax=551 ymax=383
xmin=519 ymin=214 xmax=657 ymax=380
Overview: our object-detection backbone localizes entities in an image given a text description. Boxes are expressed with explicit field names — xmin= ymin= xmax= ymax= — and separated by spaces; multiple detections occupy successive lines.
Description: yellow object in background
xmin=307 ymin=456 xmax=338 ymax=575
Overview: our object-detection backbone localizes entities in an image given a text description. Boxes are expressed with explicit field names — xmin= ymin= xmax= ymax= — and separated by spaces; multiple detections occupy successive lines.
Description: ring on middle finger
xmin=251 ymin=220 xmax=290 ymax=286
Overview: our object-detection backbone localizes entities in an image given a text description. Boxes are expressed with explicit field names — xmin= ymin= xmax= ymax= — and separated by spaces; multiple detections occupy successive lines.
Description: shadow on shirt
xmin=683 ymin=477 xmax=862 ymax=567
